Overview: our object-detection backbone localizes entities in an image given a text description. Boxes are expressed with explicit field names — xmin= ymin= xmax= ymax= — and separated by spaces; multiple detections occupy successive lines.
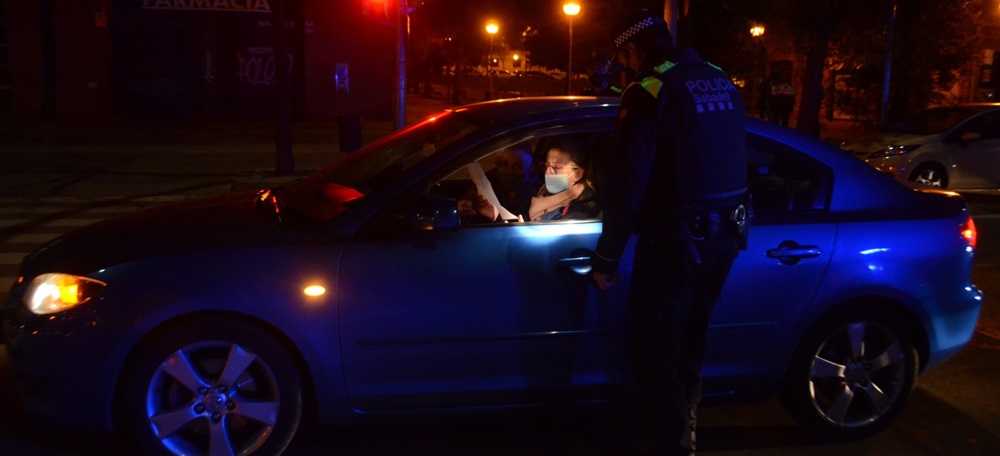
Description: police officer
xmin=580 ymin=51 xmax=623 ymax=97
xmin=591 ymin=9 xmax=748 ymax=456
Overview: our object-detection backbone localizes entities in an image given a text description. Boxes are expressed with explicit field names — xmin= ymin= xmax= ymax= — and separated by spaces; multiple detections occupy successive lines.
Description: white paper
xmin=466 ymin=162 xmax=517 ymax=221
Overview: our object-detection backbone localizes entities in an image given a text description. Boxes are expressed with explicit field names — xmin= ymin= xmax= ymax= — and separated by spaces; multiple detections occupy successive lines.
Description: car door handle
xmin=767 ymin=240 xmax=821 ymax=266
xmin=557 ymin=256 xmax=592 ymax=275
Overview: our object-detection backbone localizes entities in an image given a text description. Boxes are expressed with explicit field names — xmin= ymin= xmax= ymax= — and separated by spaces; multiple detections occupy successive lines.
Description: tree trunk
xmin=796 ymin=38 xmax=829 ymax=137
xmin=879 ymin=0 xmax=896 ymax=129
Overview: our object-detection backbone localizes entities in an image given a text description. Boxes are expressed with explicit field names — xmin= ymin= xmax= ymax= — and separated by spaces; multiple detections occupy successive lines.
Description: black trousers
xmin=628 ymin=223 xmax=739 ymax=454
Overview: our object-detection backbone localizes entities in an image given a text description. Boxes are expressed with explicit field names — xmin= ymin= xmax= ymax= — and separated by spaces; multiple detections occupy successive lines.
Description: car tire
xmin=909 ymin=164 xmax=948 ymax=188
xmin=118 ymin=317 xmax=304 ymax=456
xmin=777 ymin=310 xmax=918 ymax=440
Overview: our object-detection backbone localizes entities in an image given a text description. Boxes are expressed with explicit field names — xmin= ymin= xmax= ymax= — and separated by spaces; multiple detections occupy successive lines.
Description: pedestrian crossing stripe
xmin=0 ymin=196 xmax=188 ymax=204
xmin=0 ymin=218 xmax=98 ymax=228
xmin=1 ymin=196 xmax=193 ymax=299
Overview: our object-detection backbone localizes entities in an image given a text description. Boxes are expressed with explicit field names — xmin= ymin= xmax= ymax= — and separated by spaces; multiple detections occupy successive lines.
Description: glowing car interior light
xmin=511 ymin=222 xmax=601 ymax=238
xmin=24 ymin=273 xmax=107 ymax=315
xmin=303 ymin=285 xmax=326 ymax=297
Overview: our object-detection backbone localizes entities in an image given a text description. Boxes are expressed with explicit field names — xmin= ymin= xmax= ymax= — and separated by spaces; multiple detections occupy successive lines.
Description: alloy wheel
xmin=911 ymin=166 xmax=946 ymax=187
xmin=146 ymin=341 xmax=280 ymax=456
xmin=806 ymin=320 xmax=908 ymax=429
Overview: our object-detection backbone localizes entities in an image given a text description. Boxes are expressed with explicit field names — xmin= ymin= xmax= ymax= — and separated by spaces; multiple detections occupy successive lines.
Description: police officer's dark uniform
xmin=591 ymin=10 xmax=748 ymax=456
xmin=580 ymin=52 xmax=624 ymax=97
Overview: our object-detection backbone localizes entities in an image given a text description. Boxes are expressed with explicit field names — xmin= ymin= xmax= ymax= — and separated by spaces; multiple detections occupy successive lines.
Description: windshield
xmin=886 ymin=107 xmax=979 ymax=135
xmin=283 ymin=112 xmax=479 ymax=220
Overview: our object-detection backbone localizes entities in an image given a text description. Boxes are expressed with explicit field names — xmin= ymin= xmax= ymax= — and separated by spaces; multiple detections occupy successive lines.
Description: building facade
xmin=2 ymin=0 xmax=399 ymax=125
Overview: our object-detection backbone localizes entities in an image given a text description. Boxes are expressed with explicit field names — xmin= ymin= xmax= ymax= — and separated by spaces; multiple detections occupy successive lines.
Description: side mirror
xmin=403 ymin=194 xmax=460 ymax=231
xmin=959 ymin=131 xmax=982 ymax=146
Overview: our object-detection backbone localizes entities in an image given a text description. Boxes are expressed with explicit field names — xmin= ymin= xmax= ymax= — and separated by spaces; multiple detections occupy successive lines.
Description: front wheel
xmin=778 ymin=313 xmax=918 ymax=440
xmin=909 ymin=164 xmax=948 ymax=188
xmin=118 ymin=318 xmax=304 ymax=456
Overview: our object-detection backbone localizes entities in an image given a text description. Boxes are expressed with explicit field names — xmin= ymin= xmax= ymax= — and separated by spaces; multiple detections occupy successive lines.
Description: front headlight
xmin=23 ymin=273 xmax=107 ymax=315
xmin=867 ymin=145 xmax=921 ymax=159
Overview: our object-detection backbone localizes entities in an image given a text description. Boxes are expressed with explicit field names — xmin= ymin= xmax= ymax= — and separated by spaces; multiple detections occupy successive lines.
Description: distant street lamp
xmin=563 ymin=2 xmax=580 ymax=95
xmin=486 ymin=22 xmax=499 ymax=99
xmin=750 ymin=24 xmax=766 ymax=118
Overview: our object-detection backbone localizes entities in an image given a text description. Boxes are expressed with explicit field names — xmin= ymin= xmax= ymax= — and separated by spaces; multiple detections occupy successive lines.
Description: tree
xmin=409 ymin=0 xmax=992 ymax=136
xmin=886 ymin=0 xmax=988 ymax=120
xmin=774 ymin=0 xmax=989 ymax=134
xmin=768 ymin=0 xmax=879 ymax=136
xmin=681 ymin=0 xmax=989 ymax=136
xmin=678 ymin=0 xmax=767 ymax=74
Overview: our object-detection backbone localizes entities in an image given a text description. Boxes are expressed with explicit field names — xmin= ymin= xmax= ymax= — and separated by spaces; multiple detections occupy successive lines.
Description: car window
xmin=953 ymin=111 xmax=1000 ymax=140
xmin=283 ymin=113 xmax=479 ymax=221
xmin=331 ymin=114 xmax=478 ymax=193
xmin=747 ymin=135 xmax=832 ymax=214
xmin=430 ymin=139 xmax=539 ymax=223
xmin=430 ymin=131 xmax=612 ymax=226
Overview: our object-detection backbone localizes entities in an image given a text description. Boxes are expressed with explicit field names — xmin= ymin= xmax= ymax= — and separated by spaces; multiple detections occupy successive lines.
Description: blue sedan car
xmin=2 ymin=98 xmax=982 ymax=455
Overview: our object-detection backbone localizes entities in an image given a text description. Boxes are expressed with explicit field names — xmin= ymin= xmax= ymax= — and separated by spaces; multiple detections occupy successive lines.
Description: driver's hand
xmin=457 ymin=199 xmax=476 ymax=217
xmin=474 ymin=193 xmax=500 ymax=221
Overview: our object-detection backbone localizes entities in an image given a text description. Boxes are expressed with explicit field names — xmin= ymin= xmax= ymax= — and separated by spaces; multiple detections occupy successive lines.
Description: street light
xmin=563 ymin=2 xmax=580 ymax=95
xmin=750 ymin=24 xmax=766 ymax=118
xmin=486 ymin=22 xmax=499 ymax=99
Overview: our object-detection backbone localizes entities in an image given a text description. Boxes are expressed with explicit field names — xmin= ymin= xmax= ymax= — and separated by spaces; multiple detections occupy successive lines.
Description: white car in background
xmin=842 ymin=103 xmax=1000 ymax=189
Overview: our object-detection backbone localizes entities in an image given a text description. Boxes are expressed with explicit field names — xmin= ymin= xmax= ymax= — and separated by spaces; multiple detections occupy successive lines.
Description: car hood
xmin=840 ymin=132 xmax=936 ymax=156
xmin=19 ymin=191 xmax=285 ymax=277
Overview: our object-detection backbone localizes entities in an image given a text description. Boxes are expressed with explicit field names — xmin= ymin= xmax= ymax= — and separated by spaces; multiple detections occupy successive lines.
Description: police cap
xmin=612 ymin=9 xmax=671 ymax=49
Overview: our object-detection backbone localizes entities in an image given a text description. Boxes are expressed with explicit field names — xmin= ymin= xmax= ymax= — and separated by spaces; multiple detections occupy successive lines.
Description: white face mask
xmin=544 ymin=173 xmax=570 ymax=194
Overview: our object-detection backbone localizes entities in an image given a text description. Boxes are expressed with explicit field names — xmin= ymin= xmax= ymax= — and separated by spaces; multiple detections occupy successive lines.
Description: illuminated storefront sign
xmin=140 ymin=0 xmax=271 ymax=13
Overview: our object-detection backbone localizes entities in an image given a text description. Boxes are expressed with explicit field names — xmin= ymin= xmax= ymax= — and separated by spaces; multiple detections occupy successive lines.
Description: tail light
xmin=961 ymin=217 xmax=977 ymax=250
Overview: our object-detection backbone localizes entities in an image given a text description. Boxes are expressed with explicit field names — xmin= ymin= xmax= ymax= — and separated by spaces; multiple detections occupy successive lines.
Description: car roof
xmin=447 ymin=96 xmax=618 ymax=127
xmin=943 ymin=102 xmax=1000 ymax=112
xmin=954 ymin=102 xmax=1000 ymax=107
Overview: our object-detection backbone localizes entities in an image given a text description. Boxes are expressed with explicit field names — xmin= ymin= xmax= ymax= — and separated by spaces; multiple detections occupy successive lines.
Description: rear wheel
xmin=118 ymin=318 xmax=303 ymax=456
xmin=909 ymin=164 xmax=948 ymax=188
xmin=778 ymin=312 xmax=918 ymax=440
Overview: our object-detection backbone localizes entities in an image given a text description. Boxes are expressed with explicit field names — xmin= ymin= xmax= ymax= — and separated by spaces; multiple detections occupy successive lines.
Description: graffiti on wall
xmin=236 ymin=47 xmax=293 ymax=86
